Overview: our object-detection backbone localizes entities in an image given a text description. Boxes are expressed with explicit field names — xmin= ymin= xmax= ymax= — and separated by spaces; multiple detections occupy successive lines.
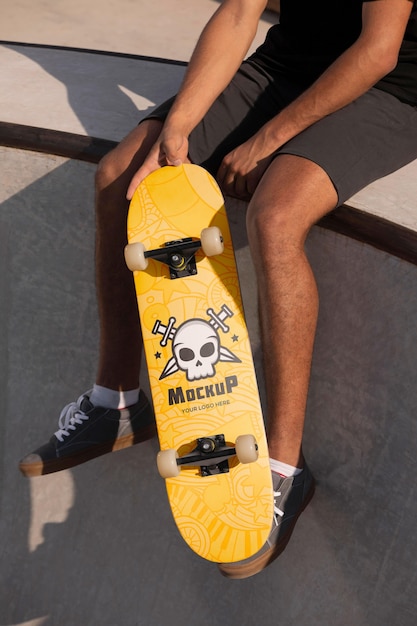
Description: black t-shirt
xmin=252 ymin=0 xmax=417 ymax=105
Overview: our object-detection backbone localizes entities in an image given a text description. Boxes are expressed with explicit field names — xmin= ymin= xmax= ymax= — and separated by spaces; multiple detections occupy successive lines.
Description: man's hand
xmin=216 ymin=128 xmax=278 ymax=200
xmin=126 ymin=130 xmax=189 ymax=200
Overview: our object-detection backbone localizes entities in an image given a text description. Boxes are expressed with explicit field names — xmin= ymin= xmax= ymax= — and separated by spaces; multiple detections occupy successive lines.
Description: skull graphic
xmin=158 ymin=316 xmax=242 ymax=382
xmin=173 ymin=319 xmax=219 ymax=381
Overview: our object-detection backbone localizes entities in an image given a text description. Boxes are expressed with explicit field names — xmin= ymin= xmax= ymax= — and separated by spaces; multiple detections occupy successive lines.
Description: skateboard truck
xmin=178 ymin=434 xmax=235 ymax=477
xmin=163 ymin=238 xmax=199 ymax=279
xmin=157 ymin=433 xmax=259 ymax=478
xmin=124 ymin=227 xmax=224 ymax=280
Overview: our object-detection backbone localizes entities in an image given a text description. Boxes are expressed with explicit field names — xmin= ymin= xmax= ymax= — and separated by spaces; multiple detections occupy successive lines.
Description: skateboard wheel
xmin=157 ymin=449 xmax=180 ymax=478
xmin=124 ymin=242 xmax=148 ymax=271
xmin=235 ymin=434 xmax=259 ymax=464
xmin=200 ymin=227 xmax=224 ymax=257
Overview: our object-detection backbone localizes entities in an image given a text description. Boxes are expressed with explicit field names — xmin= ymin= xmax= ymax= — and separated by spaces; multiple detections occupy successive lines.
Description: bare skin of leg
xmin=94 ymin=119 xmax=164 ymax=391
xmin=246 ymin=154 xmax=338 ymax=468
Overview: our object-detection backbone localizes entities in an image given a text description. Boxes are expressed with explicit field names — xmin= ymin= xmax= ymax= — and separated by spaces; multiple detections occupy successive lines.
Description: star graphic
xmin=154 ymin=351 xmax=162 ymax=359
xmin=232 ymin=335 xmax=239 ymax=342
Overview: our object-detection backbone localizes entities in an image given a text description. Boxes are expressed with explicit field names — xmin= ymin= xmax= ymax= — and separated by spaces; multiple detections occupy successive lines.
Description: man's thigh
xmin=276 ymin=88 xmax=417 ymax=206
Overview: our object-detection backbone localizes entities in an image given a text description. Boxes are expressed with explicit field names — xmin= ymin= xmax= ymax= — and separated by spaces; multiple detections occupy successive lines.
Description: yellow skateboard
xmin=125 ymin=164 xmax=273 ymax=563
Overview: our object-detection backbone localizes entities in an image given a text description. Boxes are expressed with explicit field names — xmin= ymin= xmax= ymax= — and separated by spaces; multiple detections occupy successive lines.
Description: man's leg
xmin=247 ymin=154 xmax=338 ymax=466
xmin=94 ymin=120 xmax=163 ymax=391
xmin=19 ymin=120 xmax=164 ymax=476
xmin=218 ymin=154 xmax=337 ymax=578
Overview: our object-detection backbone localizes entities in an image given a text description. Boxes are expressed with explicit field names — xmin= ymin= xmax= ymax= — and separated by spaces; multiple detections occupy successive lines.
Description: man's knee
xmin=246 ymin=197 xmax=309 ymax=259
xmin=95 ymin=148 xmax=122 ymax=194
xmin=95 ymin=119 xmax=163 ymax=195
xmin=247 ymin=155 xmax=338 ymax=253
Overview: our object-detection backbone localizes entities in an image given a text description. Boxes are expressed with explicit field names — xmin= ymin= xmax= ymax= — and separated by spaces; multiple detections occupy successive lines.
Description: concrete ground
xmin=1 ymin=3 xmax=417 ymax=626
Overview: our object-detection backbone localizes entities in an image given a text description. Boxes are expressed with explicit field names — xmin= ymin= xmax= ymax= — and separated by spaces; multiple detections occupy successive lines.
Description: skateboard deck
xmin=125 ymin=164 xmax=273 ymax=562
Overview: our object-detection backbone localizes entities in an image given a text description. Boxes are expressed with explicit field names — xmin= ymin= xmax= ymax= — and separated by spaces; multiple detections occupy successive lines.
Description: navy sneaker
xmin=19 ymin=390 xmax=156 ymax=477
xmin=218 ymin=463 xmax=315 ymax=579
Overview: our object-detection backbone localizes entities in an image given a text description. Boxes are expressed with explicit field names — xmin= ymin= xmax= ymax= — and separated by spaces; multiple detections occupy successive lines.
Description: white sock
xmin=90 ymin=384 xmax=140 ymax=410
xmin=270 ymin=458 xmax=303 ymax=478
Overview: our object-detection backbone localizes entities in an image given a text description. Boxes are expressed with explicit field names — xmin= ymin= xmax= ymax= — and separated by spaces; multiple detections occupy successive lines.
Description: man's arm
xmin=217 ymin=0 xmax=414 ymax=198
xmin=127 ymin=0 xmax=267 ymax=198
xmin=165 ymin=0 xmax=268 ymax=136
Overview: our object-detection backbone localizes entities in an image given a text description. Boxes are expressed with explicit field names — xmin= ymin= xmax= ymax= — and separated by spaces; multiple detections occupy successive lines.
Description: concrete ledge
xmin=0 ymin=121 xmax=117 ymax=163
xmin=320 ymin=199 xmax=417 ymax=265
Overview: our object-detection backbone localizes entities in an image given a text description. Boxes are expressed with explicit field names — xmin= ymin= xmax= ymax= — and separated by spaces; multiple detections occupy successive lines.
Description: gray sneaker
xmin=218 ymin=463 xmax=315 ymax=579
xmin=19 ymin=390 xmax=156 ymax=477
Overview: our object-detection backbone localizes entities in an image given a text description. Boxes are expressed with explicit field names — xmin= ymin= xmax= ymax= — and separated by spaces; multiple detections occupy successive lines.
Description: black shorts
xmin=144 ymin=59 xmax=417 ymax=205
